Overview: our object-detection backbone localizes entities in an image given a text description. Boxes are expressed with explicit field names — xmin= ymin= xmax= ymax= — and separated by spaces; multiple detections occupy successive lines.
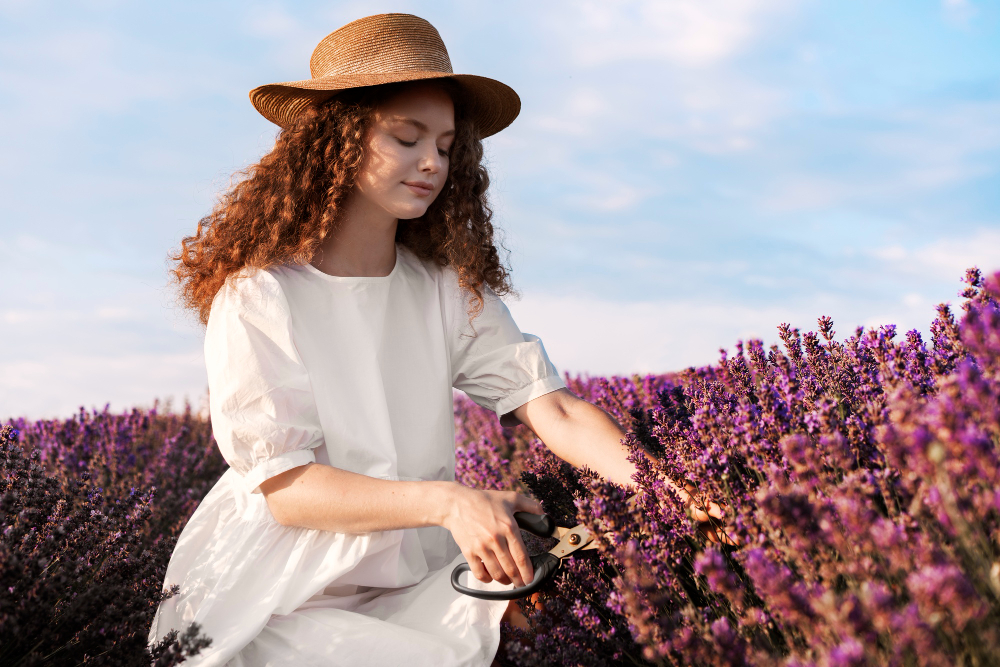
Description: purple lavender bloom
xmin=7 ymin=267 xmax=1000 ymax=665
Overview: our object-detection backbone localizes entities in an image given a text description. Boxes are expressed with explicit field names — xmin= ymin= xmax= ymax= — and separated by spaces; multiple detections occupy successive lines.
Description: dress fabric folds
xmin=147 ymin=245 xmax=565 ymax=666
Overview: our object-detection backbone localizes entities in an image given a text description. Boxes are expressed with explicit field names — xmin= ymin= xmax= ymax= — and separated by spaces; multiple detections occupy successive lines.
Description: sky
xmin=1 ymin=0 xmax=999 ymax=419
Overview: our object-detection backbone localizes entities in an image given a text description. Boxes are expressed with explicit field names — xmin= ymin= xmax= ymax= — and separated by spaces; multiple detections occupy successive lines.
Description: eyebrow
xmin=389 ymin=117 xmax=455 ymax=137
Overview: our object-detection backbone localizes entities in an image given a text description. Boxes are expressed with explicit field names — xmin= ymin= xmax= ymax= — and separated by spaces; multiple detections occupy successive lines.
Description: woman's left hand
xmin=511 ymin=390 xmax=740 ymax=546
xmin=670 ymin=482 xmax=739 ymax=547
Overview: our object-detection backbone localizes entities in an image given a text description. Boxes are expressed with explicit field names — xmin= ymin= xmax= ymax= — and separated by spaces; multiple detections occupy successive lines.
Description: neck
xmin=311 ymin=191 xmax=398 ymax=277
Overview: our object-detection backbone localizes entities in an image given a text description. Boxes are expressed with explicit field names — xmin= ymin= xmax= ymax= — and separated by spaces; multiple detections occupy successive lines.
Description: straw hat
xmin=249 ymin=13 xmax=520 ymax=138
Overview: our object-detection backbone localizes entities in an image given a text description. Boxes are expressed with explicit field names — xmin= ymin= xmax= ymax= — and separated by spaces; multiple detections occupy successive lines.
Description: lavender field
xmin=3 ymin=268 xmax=999 ymax=666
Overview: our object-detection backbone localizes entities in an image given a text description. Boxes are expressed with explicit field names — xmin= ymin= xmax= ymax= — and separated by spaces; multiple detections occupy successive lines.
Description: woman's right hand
xmin=441 ymin=485 xmax=543 ymax=589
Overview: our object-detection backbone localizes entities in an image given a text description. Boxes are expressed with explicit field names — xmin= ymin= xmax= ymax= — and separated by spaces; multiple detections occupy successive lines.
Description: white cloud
xmin=1 ymin=352 xmax=207 ymax=421
xmin=0 ymin=259 xmax=206 ymax=420
xmin=243 ymin=5 xmax=303 ymax=39
xmin=871 ymin=227 xmax=1000 ymax=282
xmin=0 ymin=25 xmax=235 ymax=132
xmin=0 ymin=0 xmax=40 ymax=15
xmin=759 ymin=101 xmax=1000 ymax=213
xmin=2 ymin=0 xmax=996 ymax=420
xmin=506 ymin=292 xmax=802 ymax=375
xmin=239 ymin=5 xmax=316 ymax=72
xmin=942 ymin=0 xmax=976 ymax=24
xmin=558 ymin=0 xmax=796 ymax=68
xmin=530 ymin=87 xmax=612 ymax=137
xmin=0 ymin=31 xmax=161 ymax=120
xmin=505 ymin=282 xmax=955 ymax=378
xmin=2 ymin=310 xmax=33 ymax=325
xmin=494 ymin=0 xmax=795 ymax=167
xmin=237 ymin=1 xmax=415 ymax=73
xmin=96 ymin=307 xmax=136 ymax=320
xmin=871 ymin=102 xmax=1000 ymax=170
xmin=571 ymin=178 xmax=652 ymax=212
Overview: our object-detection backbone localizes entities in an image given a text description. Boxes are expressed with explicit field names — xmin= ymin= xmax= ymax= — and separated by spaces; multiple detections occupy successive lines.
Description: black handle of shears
xmin=451 ymin=552 xmax=561 ymax=600
xmin=513 ymin=511 xmax=556 ymax=537
xmin=450 ymin=512 xmax=559 ymax=600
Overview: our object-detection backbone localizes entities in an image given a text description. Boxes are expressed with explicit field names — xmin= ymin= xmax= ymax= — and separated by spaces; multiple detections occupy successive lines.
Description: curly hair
xmin=171 ymin=80 xmax=513 ymax=325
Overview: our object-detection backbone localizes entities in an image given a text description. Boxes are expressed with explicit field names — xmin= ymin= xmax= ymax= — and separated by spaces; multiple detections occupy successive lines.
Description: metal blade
xmin=547 ymin=524 xmax=595 ymax=559
xmin=548 ymin=495 xmax=640 ymax=555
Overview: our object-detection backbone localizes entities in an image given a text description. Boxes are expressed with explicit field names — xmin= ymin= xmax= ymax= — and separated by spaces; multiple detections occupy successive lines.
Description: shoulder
xmin=209 ymin=265 xmax=293 ymax=326
xmin=439 ymin=272 xmax=510 ymax=342
xmin=229 ymin=265 xmax=284 ymax=296
xmin=395 ymin=244 xmax=467 ymax=302
xmin=203 ymin=266 xmax=304 ymax=378
xmin=395 ymin=244 xmax=446 ymax=283
xmin=402 ymin=249 xmax=494 ymax=302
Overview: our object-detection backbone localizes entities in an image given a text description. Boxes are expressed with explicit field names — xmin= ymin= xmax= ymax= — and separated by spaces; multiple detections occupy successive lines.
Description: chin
xmin=392 ymin=204 xmax=432 ymax=220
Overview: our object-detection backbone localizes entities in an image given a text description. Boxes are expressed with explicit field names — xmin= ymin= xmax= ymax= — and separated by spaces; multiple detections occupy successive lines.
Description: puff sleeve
xmin=205 ymin=269 xmax=324 ymax=494
xmin=447 ymin=273 xmax=566 ymax=427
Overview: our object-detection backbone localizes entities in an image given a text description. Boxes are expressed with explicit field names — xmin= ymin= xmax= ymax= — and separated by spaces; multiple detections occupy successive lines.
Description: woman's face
xmin=354 ymin=83 xmax=456 ymax=221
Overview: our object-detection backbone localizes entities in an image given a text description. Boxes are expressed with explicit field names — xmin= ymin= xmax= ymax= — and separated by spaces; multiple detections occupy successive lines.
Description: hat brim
xmin=249 ymin=71 xmax=520 ymax=139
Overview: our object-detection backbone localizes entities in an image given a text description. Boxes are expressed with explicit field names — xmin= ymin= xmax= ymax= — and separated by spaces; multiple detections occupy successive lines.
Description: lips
xmin=404 ymin=180 xmax=434 ymax=197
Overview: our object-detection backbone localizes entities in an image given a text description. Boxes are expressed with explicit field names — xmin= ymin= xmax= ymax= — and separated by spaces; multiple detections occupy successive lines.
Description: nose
xmin=418 ymin=145 xmax=445 ymax=175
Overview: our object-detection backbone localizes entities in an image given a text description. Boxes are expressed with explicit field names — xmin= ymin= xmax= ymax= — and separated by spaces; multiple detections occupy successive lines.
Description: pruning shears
xmin=450 ymin=511 xmax=600 ymax=601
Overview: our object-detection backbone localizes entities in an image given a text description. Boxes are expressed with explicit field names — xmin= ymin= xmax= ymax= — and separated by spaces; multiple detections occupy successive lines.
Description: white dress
xmin=147 ymin=244 xmax=565 ymax=667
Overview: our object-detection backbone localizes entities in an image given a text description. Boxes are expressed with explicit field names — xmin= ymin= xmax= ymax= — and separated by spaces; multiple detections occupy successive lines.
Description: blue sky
xmin=1 ymin=0 xmax=998 ymax=419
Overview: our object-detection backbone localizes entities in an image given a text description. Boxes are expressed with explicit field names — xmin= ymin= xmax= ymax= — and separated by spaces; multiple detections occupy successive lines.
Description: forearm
xmin=259 ymin=462 xmax=455 ymax=532
xmin=514 ymin=389 xmax=733 ymax=543
xmin=261 ymin=461 xmax=549 ymax=583
xmin=514 ymin=388 xmax=637 ymax=488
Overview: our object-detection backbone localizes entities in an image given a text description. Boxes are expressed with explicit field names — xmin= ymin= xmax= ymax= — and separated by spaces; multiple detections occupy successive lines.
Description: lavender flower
xmin=7 ymin=267 xmax=1000 ymax=665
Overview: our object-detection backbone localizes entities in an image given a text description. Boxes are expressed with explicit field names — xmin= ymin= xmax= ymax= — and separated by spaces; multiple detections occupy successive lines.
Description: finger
xmin=480 ymin=550 xmax=510 ymax=585
xmin=698 ymin=517 xmax=737 ymax=546
xmin=463 ymin=552 xmax=490 ymax=584
xmin=690 ymin=503 xmax=712 ymax=522
xmin=494 ymin=531 xmax=532 ymax=589
xmin=492 ymin=534 xmax=527 ymax=588
xmin=513 ymin=494 xmax=545 ymax=515
xmin=690 ymin=497 xmax=725 ymax=522
xmin=464 ymin=551 xmax=491 ymax=583
xmin=505 ymin=528 xmax=535 ymax=587
xmin=698 ymin=520 xmax=727 ymax=544
xmin=711 ymin=528 xmax=739 ymax=547
xmin=712 ymin=522 xmax=740 ymax=547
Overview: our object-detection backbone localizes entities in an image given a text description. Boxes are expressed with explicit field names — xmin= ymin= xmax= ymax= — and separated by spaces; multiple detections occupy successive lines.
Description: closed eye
xmin=396 ymin=136 xmax=450 ymax=158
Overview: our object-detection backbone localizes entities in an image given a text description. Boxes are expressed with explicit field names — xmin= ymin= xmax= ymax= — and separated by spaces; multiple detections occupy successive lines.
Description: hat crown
xmin=309 ymin=13 xmax=454 ymax=79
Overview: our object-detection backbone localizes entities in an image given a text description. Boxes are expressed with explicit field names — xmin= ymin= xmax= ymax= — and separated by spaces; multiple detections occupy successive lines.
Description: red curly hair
xmin=171 ymin=81 xmax=513 ymax=325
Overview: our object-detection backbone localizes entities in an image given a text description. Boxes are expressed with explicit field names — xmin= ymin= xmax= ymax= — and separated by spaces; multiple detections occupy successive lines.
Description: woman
xmin=149 ymin=13 xmax=721 ymax=666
